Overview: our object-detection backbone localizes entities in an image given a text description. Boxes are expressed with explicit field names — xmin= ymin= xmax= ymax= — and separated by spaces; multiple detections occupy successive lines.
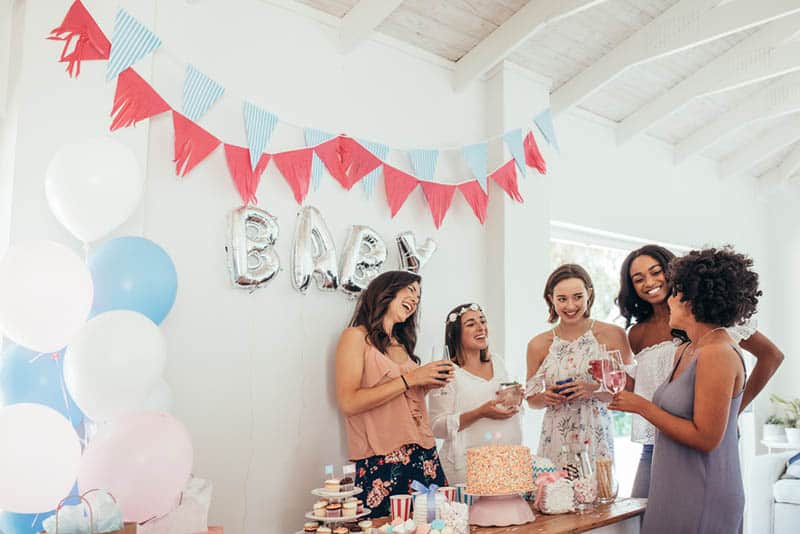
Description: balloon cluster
xmin=227 ymin=205 xmax=437 ymax=297
xmin=0 ymin=139 xmax=191 ymax=530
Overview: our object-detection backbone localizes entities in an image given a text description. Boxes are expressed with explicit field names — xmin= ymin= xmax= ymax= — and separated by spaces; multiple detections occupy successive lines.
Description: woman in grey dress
xmin=610 ymin=247 xmax=761 ymax=534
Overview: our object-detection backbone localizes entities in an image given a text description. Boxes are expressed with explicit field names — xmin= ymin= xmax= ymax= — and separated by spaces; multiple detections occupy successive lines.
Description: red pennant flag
xmin=110 ymin=68 xmax=171 ymax=131
xmin=47 ymin=0 xmax=111 ymax=78
xmin=383 ymin=165 xmax=419 ymax=217
xmin=490 ymin=160 xmax=523 ymax=203
xmin=523 ymin=130 xmax=547 ymax=175
xmin=314 ymin=136 xmax=382 ymax=190
xmin=459 ymin=181 xmax=489 ymax=224
xmin=224 ymin=144 xmax=270 ymax=205
xmin=273 ymin=148 xmax=313 ymax=205
xmin=172 ymin=111 xmax=221 ymax=177
xmin=420 ymin=182 xmax=457 ymax=229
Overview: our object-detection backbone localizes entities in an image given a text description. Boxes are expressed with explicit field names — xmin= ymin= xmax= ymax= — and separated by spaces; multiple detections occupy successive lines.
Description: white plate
xmin=311 ymin=487 xmax=363 ymax=499
xmin=303 ymin=508 xmax=372 ymax=523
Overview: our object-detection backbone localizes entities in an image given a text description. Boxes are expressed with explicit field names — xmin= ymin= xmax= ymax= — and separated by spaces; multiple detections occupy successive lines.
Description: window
xmin=549 ymin=221 xmax=690 ymax=497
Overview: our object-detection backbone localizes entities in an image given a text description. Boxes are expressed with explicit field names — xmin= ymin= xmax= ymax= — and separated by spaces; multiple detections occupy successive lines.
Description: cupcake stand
xmin=468 ymin=492 xmax=534 ymax=527
xmin=300 ymin=487 xmax=372 ymax=532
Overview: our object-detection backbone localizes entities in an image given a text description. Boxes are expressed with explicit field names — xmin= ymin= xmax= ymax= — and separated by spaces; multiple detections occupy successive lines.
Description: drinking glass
xmin=602 ymin=350 xmax=626 ymax=395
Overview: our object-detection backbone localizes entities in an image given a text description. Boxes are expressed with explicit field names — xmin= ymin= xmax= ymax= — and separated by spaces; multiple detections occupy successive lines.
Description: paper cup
xmin=390 ymin=494 xmax=412 ymax=521
xmin=438 ymin=486 xmax=456 ymax=502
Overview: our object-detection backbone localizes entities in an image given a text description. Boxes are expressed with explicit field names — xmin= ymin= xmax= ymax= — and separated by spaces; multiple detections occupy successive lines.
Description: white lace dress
xmin=629 ymin=321 xmax=757 ymax=445
xmin=537 ymin=328 xmax=613 ymax=464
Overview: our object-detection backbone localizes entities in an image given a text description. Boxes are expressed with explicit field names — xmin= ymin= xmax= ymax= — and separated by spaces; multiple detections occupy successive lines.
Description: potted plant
xmin=770 ymin=394 xmax=800 ymax=445
xmin=764 ymin=414 xmax=787 ymax=442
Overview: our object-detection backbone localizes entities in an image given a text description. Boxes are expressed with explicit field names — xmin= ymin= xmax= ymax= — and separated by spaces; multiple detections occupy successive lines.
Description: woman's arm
xmin=739 ymin=331 xmax=784 ymax=414
xmin=610 ymin=344 xmax=742 ymax=452
xmin=335 ymin=327 xmax=407 ymax=417
xmin=526 ymin=334 xmax=565 ymax=409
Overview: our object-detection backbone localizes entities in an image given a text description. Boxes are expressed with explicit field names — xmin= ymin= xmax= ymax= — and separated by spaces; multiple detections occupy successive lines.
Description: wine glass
xmin=525 ymin=372 xmax=547 ymax=399
xmin=590 ymin=347 xmax=612 ymax=394
xmin=602 ymin=350 xmax=626 ymax=395
xmin=431 ymin=344 xmax=450 ymax=362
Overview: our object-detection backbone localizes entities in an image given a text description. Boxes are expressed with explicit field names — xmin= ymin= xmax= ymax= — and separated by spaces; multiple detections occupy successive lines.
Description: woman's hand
xmin=405 ymin=360 xmax=455 ymax=388
xmin=530 ymin=385 xmax=567 ymax=408
xmin=557 ymin=380 xmax=599 ymax=401
xmin=609 ymin=391 xmax=648 ymax=414
xmin=480 ymin=399 xmax=518 ymax=419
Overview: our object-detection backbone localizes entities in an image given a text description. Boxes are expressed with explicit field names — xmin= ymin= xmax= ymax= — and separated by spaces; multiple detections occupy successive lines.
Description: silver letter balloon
xmin=291 ymin=206 xmax=339 ymax=293
xmin=396 ymin=231 xmax=437 ymax=273
xmin=339 ymin=225 xmax=387 ymax=298
xmin=226 ymin=206 xmax=281 ymax=289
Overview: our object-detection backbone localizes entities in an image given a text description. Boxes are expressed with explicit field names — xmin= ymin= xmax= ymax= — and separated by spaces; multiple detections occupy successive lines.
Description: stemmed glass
xmin=431 ymin=344 xmax=450 ymax=362
xmin=602 ymin=350 xmax=626 ymax=395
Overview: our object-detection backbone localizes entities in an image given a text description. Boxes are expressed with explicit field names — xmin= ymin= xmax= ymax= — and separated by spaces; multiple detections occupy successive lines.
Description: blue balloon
xmin=0 ymin=484 xmax=78 ymax=534
xmin=0 ymin=344 xmax=84 ymax=425
xmin=88 ymin=236 xmax=178 ymax=325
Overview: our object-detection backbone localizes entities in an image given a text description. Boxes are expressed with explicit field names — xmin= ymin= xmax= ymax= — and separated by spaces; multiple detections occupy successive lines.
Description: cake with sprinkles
xmin=466 ymin=445 xmax=535 ymax=496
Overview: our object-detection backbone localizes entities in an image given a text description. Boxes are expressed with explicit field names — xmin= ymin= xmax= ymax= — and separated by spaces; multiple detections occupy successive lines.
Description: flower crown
xmin=447 ymin=303 xmax=483 ymax=324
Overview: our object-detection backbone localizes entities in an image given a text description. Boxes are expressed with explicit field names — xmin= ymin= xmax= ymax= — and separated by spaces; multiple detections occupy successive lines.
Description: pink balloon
xmin=78 ymin=412 xmax=193 ymax=522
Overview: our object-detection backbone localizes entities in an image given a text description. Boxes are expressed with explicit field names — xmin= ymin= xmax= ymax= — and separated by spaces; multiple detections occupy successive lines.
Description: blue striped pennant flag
xmin=534 ymin=108 xmax=559 ymax=152
xmin=183 ymin=65 xmax=225 ymax=122
xmin=106 ymin=9 xmax=161 ymax=81
xmin=243 ymin=102 xmax=278 ymax=170
xmin=408 ymin=148 xmax=439 ymax=181
xmin=305 ymin=128 xmax=335 ymax=191
xmin=503 ymin=128 xmax=526 ymax=175
xmin=462 ymin=141 xmax=488 ymax=192
xmin=358 ymin=139 xmax=390 ymax=198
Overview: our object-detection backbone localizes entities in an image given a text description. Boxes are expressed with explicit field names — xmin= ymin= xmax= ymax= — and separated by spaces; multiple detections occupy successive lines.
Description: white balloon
xmin=45 ymin=138 xmax=144 ymax=243
xmin=0 ymin=404 xmax=81 ymax=513
xmin=64 ymin=310 xmax=166 ymax=423
xmin=141 ymin=379 xmax=174 ymax=413
xmin=0 ymin=240 xmax=93 ymax=352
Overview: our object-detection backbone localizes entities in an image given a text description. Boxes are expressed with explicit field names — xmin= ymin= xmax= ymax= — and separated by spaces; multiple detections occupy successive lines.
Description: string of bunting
xmin=47 ymin=0 xmax=559 ymax=229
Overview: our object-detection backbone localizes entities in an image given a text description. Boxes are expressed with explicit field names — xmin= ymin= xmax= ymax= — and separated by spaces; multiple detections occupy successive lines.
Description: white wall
xmin=4 ymin=1 xmax=783 ymax=532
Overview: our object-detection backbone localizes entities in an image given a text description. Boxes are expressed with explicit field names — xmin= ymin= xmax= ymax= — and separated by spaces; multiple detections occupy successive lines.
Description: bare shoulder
xmin=628 ymin=323 xmax=646 ymax=353
xmin=338 ymin=326 xmax=368 ymax=349
xmin=527 ymin=330 xmax=554 ymax=356
xmin=594 ymin=320 xmax=627 ymax=341
xmin=696 ymin=340 xmax=743 ymax=376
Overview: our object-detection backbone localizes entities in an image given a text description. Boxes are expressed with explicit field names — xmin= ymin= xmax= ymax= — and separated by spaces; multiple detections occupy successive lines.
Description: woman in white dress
xmin=428 ymin=303 xmax=524 ymax=484
xmin=615 ymin=244 xmax=784 ymax=498
xmin=526 ymin=264 xmax=633 ymax=466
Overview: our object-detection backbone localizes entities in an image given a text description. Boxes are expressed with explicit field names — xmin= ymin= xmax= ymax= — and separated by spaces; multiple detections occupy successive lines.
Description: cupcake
xmin=333 ymin=528 xmax=349 ymax=534
xmin=355 ymin=499 xmax=364 ymax=514
xmin=316 ymin=527 xmax=332 ymax=534
xmin=340 ymin=476 xmax=354 ymax=491
xmin=326 ymin=503 xmax=342 ymax=517
xmin=325 ymin=479 xmax=341 ymax=492
xmin=313 ymin=501 xmax=328 ymax=518
xmin=342 ymin=501 xmax=358 ymax=517
xmin=357 ymin=520 xmax=373 ymax=530
xmin=304 ymin=522 xmax=320 ymax=532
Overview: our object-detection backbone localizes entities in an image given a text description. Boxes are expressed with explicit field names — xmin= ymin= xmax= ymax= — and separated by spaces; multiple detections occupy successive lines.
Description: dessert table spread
xmin=373 ymin=498 xmax=646 ymax=534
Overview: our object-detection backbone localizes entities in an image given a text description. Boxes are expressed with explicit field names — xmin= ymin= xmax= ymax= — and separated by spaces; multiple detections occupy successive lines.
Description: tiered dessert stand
xmin=299 ymin=486 xmax=372 ymax=532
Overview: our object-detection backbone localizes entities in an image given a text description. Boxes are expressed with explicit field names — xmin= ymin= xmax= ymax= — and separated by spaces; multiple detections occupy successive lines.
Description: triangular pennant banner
xmin=305 ymin=128 xmax=335 ymax=192
xmin=106 ymin=9 xmax=161 ymax=81
xmin=420 ymin=182 xmax=457 ymax=229
xmin=461 ymin=141 xmax=489 ymax=193
xmin=224 ymin=144 xmax=270 ymax=206
xmin=315 ymin=137 xmax=382 ymax=190
xmin=183 ymin=65 xmax=225 ymax=122
xmin=503 ymin=128 xmax=526 ymax=176
xmin=172 ymin=111 xmax=221 ymax=177
xmin=458 ymin=181 xmax=489 ymax=224
xmin=408 ymin=149 xmax=439 ymax=181
xmin=534 ymin=109 xmax=559 ymax=152
xmin=523 ymin=131 xmax=547 ymax=175
xmin=110 ymin=68 xmax=171 ymax=131
xmin=490 ymin=160 xmax=523 ymax=203
xmin=356 ymin=139 xmax=389 ymax=198
xmin=243 ymin=102 xmax=278 ymax=170
xmin=383 ymin=165 xmax=419 ymax=217
xmin=273 ymin=148 xmax=313 ymax=205
xmin=47 ymin=0 xmax=111 ymax=78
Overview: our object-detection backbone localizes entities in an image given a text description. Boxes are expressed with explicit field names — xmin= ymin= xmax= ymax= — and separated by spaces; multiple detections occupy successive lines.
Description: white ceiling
xmin=290 ymin=0 xmax=800 ymax=185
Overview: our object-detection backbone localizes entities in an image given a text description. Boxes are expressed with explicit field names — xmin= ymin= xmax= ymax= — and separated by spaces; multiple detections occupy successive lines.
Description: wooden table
xmin=471 ymin=499 xmax=646 ymax=534
xmin=374 ymin=499 xmax=645 ymax=534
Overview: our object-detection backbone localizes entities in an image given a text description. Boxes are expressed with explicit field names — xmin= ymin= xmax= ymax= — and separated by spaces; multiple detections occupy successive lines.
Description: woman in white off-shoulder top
xmin=428 ymin=303 xmax=523 ymax=484
xmin=615 ymin=244 xmax=784 ymax=498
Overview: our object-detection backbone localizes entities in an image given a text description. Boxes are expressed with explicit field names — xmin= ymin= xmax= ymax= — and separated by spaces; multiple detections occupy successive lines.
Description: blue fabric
xmin=106 ymin=9 xmax=161 ymax=80
xmin=503 ymin=128 xmax=526 ymax=175
xmin=534 ymin=108 xmax=559 ymax=152
xmin=461 ymin=141 xmax=488 ymax=192
xmin=356 ymin=139 xmax=389 ymax=198
xmin=631 ymin=443 xmax=654 ymax=498
xmin=408 ymin=148 xmax=439 ymax=181
xmin=182 ymin=65 xmax=224 ymax=122
xmin=243 ymin=102 xmax=278 ymax=170
xmin=411 ymin=480 xmax=439 ymax=523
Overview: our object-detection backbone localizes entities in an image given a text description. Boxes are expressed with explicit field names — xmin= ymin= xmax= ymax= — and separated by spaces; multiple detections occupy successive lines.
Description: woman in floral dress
xmin=526 ymin=264 xmax=632 ymax=465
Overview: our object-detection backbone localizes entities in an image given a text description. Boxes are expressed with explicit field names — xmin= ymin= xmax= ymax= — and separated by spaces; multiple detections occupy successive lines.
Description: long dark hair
xmin=349 ymin=270 xmax=422 ymax=363
xmin=444 ymin=303 xmax=489 ymax=367
xmin=616 ymin=245 xmax=675 ymax=328
xmin=544 ymin=264 xmax=595 ymax=323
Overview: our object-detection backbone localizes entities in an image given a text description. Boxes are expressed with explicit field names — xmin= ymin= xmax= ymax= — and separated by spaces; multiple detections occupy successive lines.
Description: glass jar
xmin=595 ymin=456 xmax=618 ymax=504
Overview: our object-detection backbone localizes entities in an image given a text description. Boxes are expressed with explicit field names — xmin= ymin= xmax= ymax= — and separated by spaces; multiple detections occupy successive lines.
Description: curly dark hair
xmin=668 ymin=246 xmax=761 ymax=327
xmin=349 ymin=270 xmax=422 ymax=363
xmin=616 ymin=244 xmax=676 ymax=328
xmin=543 ymin=264 xmax=595 ymax=323
xmin=444 ymin=303 xmax=489 ymax=367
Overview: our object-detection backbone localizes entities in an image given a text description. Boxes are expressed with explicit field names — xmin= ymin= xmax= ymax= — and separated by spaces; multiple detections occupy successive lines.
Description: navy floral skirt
xmin=355 ymin=443 xmax=447 ymax=518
